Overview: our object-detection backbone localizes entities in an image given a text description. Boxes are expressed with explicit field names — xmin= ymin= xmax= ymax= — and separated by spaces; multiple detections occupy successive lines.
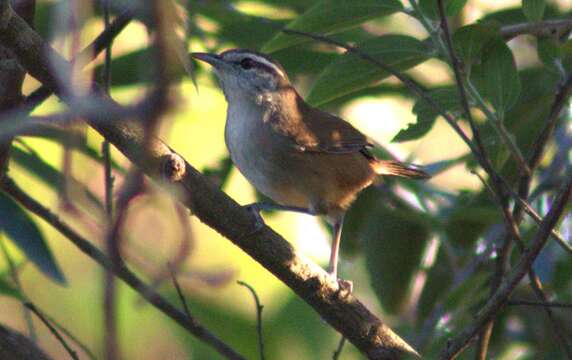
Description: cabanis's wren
xmin=192 ymin=49 xmax=429 ymax=286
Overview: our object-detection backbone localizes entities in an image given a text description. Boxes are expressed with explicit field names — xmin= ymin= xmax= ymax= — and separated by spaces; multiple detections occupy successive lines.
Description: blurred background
xmin=1 ymin=0 xmax=572 ymax=359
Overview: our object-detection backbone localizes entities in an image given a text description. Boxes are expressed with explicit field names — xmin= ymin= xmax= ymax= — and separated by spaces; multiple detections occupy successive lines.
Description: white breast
xmin=225 ymin=101 xmax=278 ymax=198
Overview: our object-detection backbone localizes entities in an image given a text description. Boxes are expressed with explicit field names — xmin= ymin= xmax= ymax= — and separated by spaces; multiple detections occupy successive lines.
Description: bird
xmin=192 ymin=49 xmax=429 ymax=288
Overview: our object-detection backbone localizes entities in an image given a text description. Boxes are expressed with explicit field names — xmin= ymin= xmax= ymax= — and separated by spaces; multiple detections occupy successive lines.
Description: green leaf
xmin=0 ymin=276 xmax=23 ymax=300
xmin=537 ymin=38 xmax=563 ymax=73
xmin=522 ymin=0 xmax=546 ymax=22
xmin=452 ymin=23 xmax=498 ymax=64
xmin=307 ymin=35 xmax=430 ymax=106
xmin=417 ymin=246 xmax=452 ymax=321
xmin=472 ymin=39 xmax=521 ymax=115
xmin=0 ymin=193 xmax=65 ymax=284
xmin=193 ymin=3 xmax=287 ymax=49
xmin=11 ymin=146 xmax=104 ymax=211
xmin=348 ymin=188 xmax=431 ymax=313
xmin=561 ymin=39 xmax=572 ymax=73
xmin=365 ymin=206 xmax=431 ymax=313
xmin=445 ymin=205 xmax=500 ymax=247
xmin=392 ymin=119 xmax=435 ymax=142
xmin=419 ymin=0 xmax=468 ymax=20
xmin=262 ymin=0 xmax=403 ymax=53
xmin=94 ymin=48 xmax=153 ymax=87
xmin=481 ymin=5 xmax=557 ymax=26
xmin=393 ymin=88 xmax=460 ymax=142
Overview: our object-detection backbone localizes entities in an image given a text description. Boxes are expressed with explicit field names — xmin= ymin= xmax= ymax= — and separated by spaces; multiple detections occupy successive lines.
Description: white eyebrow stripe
xmin=246 ymin=54 xmax=285 ymax=78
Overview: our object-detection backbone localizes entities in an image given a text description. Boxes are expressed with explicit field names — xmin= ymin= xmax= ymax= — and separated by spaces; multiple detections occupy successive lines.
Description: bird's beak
xmin=191 ymin=52 xmax=224 ymax=68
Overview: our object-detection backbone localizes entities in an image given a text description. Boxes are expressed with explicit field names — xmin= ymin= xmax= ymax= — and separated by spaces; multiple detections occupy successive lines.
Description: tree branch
xmin=0 ymin=2 xmax=419 ymax=358
xmin=508 ymin=300 xmax=572 ymax=309
xmin=501 ymin=19 xmax=572 ymax=40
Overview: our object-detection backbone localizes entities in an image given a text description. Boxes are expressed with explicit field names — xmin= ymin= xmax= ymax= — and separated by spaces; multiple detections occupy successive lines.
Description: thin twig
xmin=24 ymin=303 xmax=79 ymax=360
xmin=0 ymin=177 xmax=245 ymax=360
xmin=102 ymin=0 xmax=114 ymax=220
xmin=104 ymin=171 xmax=143 ymax=360
xmin=237 ymin=281 xmax=265 ymax=360
xmin=509 ymin=300 xmax=572 ymax=308
xmin=501 ymin=19 xmax=572 ymax=40
xmin=101 ymin=2 xmax=116 ymax=357
xmin=507 ymin=183 xmax=572 ymax=254
xmin=32 ymin=305 xmax=97 ymax=360
xmin=168 ymin=263 xmax=193 ymax=321
xmin=333 ymin=336 xmax=347 ymax=360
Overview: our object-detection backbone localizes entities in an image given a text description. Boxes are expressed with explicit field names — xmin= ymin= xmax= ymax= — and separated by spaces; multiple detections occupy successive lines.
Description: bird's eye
xmin=240 ymin=58 xmax=255 ymax=70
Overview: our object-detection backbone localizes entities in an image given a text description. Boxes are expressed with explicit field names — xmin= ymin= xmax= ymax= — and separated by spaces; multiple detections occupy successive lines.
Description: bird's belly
xmin=225 ymin=109 xmax=310 ymax=207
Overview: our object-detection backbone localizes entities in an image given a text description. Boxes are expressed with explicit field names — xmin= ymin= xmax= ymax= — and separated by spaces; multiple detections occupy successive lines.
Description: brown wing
xmin=270 ymin=91 xmax=373 ymax=154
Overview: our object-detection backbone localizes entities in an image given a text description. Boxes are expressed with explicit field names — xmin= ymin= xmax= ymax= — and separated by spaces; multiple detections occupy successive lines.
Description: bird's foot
xmin=336 ymin=278 xmax=353 ymax=296
xmin=329 ymin=272 xmax=353 ymax=298
xmin=244 ymin=203 xmax=266 ymax=231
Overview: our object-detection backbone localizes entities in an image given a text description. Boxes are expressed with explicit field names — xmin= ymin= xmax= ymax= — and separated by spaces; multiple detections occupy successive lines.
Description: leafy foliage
xmin=471 ymin=39 xmax=522 ymax=116
xmin=393 ymin=87 xmax=460 ymax=142
xmin=419 ymin=0 xmax=468 ymax=19
xmin=262 ymin=0 xmax=403 ymax=52
xmin=522 ymin=0 xmax=546 ymax=22
xmin=307 ymin=35 xmax=431 ymax=105
xmin=0 ymin=194 xmax=65 ymax=284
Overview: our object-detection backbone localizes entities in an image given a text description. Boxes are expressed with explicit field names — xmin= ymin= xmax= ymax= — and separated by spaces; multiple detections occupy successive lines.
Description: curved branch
xmin=0 ymin=2 xmax=419 ymax=358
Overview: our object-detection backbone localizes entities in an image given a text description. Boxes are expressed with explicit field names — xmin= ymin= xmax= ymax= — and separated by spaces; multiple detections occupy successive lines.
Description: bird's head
xmin=192 ymin=49 xmax=290 ymax=101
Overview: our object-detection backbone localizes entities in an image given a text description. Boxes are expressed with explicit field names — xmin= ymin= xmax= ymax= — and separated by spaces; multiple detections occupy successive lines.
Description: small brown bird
xmin=192 ymin=49 xmax=429 ymax=286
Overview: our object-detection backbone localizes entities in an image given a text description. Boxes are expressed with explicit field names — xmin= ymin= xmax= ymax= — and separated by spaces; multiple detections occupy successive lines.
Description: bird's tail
xmin=373 ymin=160 xmax=431 ymax=180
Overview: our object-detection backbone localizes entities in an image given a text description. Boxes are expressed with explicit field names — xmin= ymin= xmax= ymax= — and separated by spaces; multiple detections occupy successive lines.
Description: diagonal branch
xmin=0 ymin=2 xmax=419 ymax=358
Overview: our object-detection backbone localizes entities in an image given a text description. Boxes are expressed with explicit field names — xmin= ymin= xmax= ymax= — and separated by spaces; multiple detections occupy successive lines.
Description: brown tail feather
xmin=373 ymin=160 xmax=431 ymax=180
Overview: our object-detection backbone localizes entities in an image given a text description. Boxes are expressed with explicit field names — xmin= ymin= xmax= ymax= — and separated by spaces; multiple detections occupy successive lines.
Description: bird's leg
xmin=328 ymin=219 xmax=343 ymax=278
xmin=328 ymin=216 xmax=353 ymax=294
xmin=244 ymin=202 xmax=316 ymax=229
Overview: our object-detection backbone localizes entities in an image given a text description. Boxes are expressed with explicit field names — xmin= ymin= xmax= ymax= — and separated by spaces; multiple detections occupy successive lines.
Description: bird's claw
xmin=245 ymin=204 xmax=265 ymax=231
xmin=337 ymin=279 xmax=353 ymax=296
xmin=329 ymin=273 xmax=353 ymax=298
